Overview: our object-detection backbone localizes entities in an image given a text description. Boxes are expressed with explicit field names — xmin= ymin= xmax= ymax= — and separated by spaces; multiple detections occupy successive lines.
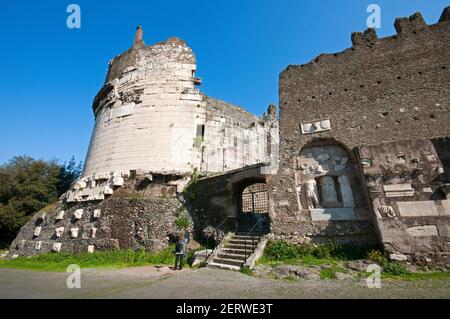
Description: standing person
xmin=174 ymin=233 xmax=186 ymax=270
xmin=184 ymin=230 xmax=190 ymax=244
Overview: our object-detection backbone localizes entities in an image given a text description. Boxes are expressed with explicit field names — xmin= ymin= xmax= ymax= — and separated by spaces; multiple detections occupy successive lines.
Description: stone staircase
xmin=207 ymin=233 xmax=262 ymax=271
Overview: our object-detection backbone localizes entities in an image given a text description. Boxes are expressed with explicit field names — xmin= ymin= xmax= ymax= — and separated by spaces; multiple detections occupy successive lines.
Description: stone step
xmin=227 ymin=240 xmax=258 ymax=246
xmin=221 ymin=248 xmax=249 ymax=255
xmin=225 ymin=243 xmax=256 ymax=250
xmin=228 ymin=237 xmax=259 ymax=242
xmin=232 ymin=234 xmax=263 ymax=239
xmin=212 ymin=257 xmax=245 ymax=267
xmin=207 ymin=262 xmax=241 ymax=271
xmin=234 ymin=233 xmax=265 ymax=238
xmin=217 ymin=252 xmax=247 ymax=261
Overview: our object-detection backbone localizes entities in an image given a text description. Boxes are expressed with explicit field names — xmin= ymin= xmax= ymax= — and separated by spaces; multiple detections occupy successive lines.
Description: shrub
xmin=367 ymin=249 xmax=388 ymax=265
xmin=264 ymin=240 xmax=302 ymax=261
xmin=367 ymin=249 xmax=408 ymax=275
xmin=326 ymin=241 xmax=370 ymax=260
xmin=310 ymin=241 xmax=369 ymax=260
xmin=174 ymin=216 xmax=190 ymax=230
xmin=311 ymin=244 xmax=330 ymax=259
xmin=383 ymin=261 xmax=408 ymax=275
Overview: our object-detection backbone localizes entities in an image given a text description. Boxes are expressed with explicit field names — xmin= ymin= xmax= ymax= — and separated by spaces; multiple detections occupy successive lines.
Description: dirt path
xmin=0 ymin=267 xmax=449 ymax=299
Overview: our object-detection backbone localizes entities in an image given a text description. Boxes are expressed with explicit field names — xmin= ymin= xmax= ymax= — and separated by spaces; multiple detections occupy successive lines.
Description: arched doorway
xmin=237 ymin=183 xmax=270 ymax=234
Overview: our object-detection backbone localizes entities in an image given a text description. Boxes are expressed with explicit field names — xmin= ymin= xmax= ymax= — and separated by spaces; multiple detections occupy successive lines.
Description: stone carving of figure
xmin=320 ymin=176 xmax=338 ymax=204
xmin=338 ymin=175 xmax=355 ymax=208
xmin=305 ymin=180 xmax=321 ymax=209
xmin=378 ymin=206 xmax=396 ymax=218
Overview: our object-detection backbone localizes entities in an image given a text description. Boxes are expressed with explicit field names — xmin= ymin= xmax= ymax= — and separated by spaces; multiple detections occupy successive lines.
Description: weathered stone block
xmin=112 ymin=177 xmax=124 ymax=187
xmin=52 ymin=243 xmax=62 ymax=252
xmin=74 ymin=209 xmax=84 ymax=220
xmin=389 ymin=253 xmax=408 ymax=261
xmin=93 ymin=209 xmax=101 ymax=219
xmin=33 ymin=227 xmax=42 ymax=237
xmin=397 ymin=201 xmax=438 ymax=217
xmin=55 ymin=227 xmax=64 ymax=238
xmin=383 ymin=184 xmax=414 ymax=197
xmin=70 ymin=228 xmax=79 ymax=239
xmin=38 ymin=213 xmax=46 ymax=222
xmin=91 ymin=228 xmax=97 ymax=239
xmin=87 ymin=245 xmax=95 ymax=254
xmin=442 ymin=200 xmax=450 ymax=216
xmin=310 ymin=208 xmax=355 ymax=221
xmin=406 ymin=225 xmax=439 ymax=237
xmin=56 ymin=210 xmax=65 ymax=221
xmin=278 ymin=200 xmax=290 ymax=207
xmin=301 ymin=119 xmax=331 ymax=135
xmin=35 ymin=241 xmax=42 ymax=251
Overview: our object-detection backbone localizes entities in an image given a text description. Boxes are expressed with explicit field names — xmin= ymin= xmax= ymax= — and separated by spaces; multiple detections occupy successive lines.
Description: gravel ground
xmin=0 ymin=266 xmax=449 ymax=299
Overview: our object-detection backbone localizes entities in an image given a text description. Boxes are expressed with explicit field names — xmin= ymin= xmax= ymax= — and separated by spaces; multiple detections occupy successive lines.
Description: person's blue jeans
xmin=175 ymin=254 xmax=184 ymax=270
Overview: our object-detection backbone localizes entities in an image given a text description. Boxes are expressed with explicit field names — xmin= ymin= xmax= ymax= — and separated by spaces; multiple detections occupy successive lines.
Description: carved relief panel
xmin=294 ymin=144 xmax=360 ymax=214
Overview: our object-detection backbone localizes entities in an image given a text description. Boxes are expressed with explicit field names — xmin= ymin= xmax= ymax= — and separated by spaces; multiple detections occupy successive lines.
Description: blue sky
xmin=0 ymin=0 xmax=448 ymax=165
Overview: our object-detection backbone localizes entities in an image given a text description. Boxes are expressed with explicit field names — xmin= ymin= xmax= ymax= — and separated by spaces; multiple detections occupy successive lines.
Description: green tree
xmin=57 ymin=156 xmax=83 ymax=197
xmin=0 ymin=156 xmax=82 ymax=247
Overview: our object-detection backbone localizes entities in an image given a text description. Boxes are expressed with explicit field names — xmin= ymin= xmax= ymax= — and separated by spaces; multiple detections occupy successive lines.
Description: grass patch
xmin=0 ymin=246 xmax=177 ymax=272
xmin=240 ymin=266 xmax=253 ymax=276
xmin=319 ymin=266 xmax=348 ymax=280
xmin=129 ymin=192 xmax=145 ymax=203
xmin=282 ymin=275 xmax=298 ymax=282
xmin=382 ymin=271 xmax=450 ymax=281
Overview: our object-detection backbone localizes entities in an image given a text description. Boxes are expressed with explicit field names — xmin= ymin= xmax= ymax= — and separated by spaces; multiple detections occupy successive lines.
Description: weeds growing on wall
xmin=174 ymin=216 xmax=191 ymax=230
xmin=129 ymin=192 xmax=145 ymax=203
xmin=182 ymin=168 xmax=200 ymax=202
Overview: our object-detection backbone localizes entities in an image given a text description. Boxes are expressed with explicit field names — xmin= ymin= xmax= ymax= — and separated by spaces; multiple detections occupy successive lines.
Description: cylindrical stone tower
xmin=82 ymin=27 xmax=205 ymax=177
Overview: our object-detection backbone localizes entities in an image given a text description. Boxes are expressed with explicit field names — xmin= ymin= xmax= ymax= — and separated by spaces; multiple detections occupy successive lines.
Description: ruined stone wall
xmin=272 ymin=8 xmax=450 ymax=246
xmin=201 ymin=97 xmax=272 ymax=173
xmin=279 ymin=11 xmax=449 ymax=153
xmin=360 ymin=138 xmax=450 ymax=265
xmin=8 ymin=174 xmax=193 ymax=258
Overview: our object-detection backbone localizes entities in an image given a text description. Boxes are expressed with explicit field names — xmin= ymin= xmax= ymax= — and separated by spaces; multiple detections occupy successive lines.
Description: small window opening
xmin=196 ymin=124 xmax=205 ymax=139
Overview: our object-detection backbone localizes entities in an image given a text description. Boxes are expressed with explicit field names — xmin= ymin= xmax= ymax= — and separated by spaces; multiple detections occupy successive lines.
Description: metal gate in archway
xmin=237 ymin=183 xmax=270 ymax=234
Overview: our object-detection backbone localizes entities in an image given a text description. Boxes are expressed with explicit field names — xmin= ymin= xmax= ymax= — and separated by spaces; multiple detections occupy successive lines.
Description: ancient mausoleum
xmin=8 ymin=7 xmax=450 ymax=269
